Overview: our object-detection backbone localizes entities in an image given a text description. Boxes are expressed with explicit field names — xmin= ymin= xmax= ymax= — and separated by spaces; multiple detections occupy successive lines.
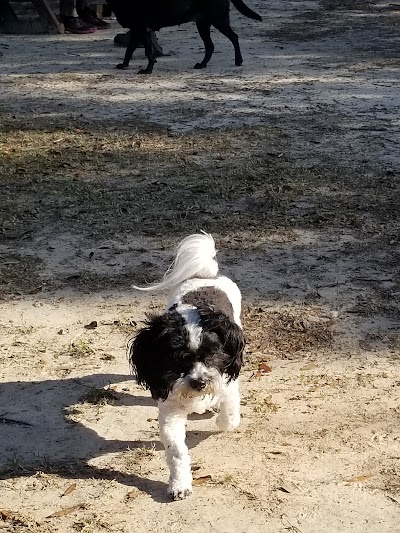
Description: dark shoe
xmin=62 ymin=16 xmax=97 ymax=34
xmin=81 ymin=14 xmax=111 ymax=29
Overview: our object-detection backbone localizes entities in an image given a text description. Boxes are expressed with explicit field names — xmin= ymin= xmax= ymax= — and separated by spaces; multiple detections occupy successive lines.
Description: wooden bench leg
xmin=31 ymin=0 xmax=64 ymax=33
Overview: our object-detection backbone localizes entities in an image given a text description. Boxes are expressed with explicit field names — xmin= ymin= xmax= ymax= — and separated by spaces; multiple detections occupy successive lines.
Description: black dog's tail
xmin=230 ymin=0 xmax=262 ymax=20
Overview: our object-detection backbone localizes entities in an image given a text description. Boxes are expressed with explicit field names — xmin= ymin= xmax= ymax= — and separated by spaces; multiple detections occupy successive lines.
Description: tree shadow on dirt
xmin=0 ymin=373 xmax=215 ymax=502
xmin=0 ymin=115 xmax=398 ymax=347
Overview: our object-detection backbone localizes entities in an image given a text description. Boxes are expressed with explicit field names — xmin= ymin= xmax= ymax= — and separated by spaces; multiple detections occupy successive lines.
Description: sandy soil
xmin=0 ymin=0 xmax=400 ymax=531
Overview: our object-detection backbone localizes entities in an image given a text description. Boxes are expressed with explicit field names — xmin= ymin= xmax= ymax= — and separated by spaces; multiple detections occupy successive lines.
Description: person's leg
xmin=150 ymin=31 xmax=164 ymax=57
xmin=60 ymin=0 xmax=97 ymax=33
xmin=77 ymin=1 xmax=110 ymax=29
xmin=76 ymin=0 xmax=88 ymax=10
xmin=60 ymin=0 xmax=78 ymax=17
xmin=114 ymin=30 xmax=164 ymax=58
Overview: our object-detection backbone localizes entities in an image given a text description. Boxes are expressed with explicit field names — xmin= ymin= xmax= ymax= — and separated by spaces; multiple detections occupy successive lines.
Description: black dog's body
xmin=107 ymin=0 xmax=262 ymax=74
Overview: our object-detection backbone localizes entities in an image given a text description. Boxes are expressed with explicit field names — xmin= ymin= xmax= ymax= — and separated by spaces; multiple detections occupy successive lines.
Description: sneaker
xmin=62 ymin=16 xmax=97 ymax=34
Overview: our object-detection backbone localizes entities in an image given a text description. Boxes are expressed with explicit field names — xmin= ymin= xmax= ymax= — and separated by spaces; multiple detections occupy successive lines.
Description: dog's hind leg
xmin=116 ymin=30 xmax=140 ymax=70
xmin=212 ymin=21 xmax=243 ymax=66
xmin=138 ymin=29 xmax=157 ymax=75
xmin=159 ymin=404 xmax=192 ymax=500
xmin=216 ymin=378 xmax=241 ymax=431
xmin=194 ymin=21 xmax=215 ymax=69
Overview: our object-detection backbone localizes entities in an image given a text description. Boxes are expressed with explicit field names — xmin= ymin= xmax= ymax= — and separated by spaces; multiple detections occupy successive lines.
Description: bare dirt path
xmin=0 ymin=1 xmax=399 ymax=531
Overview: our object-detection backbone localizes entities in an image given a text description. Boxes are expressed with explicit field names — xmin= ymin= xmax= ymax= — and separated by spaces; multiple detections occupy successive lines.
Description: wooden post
xmin=31 ymin=0 xmax=64 ymax=33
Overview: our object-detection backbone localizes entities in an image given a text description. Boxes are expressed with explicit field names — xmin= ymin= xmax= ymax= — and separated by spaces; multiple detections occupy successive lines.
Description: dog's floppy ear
xmin=128 ymin=311 xmax=188 ymax=400
xmin=224 ymin=320 xmax=246 ymax=380
xmin=197 ymin=306 xmax=246 ymax=381
xmin=128 ymin=321 xmax=163 ymax=398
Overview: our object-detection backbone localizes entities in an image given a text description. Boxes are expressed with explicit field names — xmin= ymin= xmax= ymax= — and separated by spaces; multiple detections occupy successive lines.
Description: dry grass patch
xmin=0 ymin=254 xmax=43 ymax=298
xmin=60 ymin=340 xmax=94 ymax=359
xmin=243 ymin=391 xmax=280 ymax=414
xmin=0 ymin=509 xmax=50 ymax=533
xmin=79 ymin=387 xmax=118 ymax=406
xmin=1 ymin=114 xmax=398 ymax=250
xmin=108 ymin=445 xmax=158 ymax=477
xmin=350 ymin=288 xmax=400 ymax=319
xmin=244 ymin=306 xmax=333 ymax=360
xmin=72 ymin=514 xmax=114 ymax=532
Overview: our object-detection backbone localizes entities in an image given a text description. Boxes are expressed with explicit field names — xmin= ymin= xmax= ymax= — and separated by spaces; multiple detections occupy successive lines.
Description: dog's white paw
xmin=216 ymin=413 xmax=240 ymax=432
xmin=168 ymin=482 xmax=192 ymax=501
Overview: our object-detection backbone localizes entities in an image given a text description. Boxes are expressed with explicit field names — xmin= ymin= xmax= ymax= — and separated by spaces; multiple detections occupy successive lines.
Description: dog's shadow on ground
xmin=0 ymin=373 xmax=215 ymax=503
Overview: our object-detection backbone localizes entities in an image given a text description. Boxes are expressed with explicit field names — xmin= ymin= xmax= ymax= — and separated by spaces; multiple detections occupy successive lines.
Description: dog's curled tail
xmin=132 ymin=232 xmax=219 ymax=292
xmin=230 ymin=0 xmax=262 ymax=21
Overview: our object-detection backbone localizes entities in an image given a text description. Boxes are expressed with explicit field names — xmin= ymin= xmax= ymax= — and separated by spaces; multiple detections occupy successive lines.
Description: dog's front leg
xmin=216 ymin=378 xmax=241 ymax=431
xmin=137 ymin=29 xmax=157 ymax=75
xmin=116 ymin=29 xmax=139 ymax=70
xmin=158 ymin=404 xmax=192 ymax=500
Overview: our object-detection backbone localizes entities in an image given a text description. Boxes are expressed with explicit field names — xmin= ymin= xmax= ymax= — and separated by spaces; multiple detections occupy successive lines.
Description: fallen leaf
xmin=46 ymin=504 xmax=84 ymax=518
xmin=278 ymin=481 xmax=298 ymax=493
xmin=258 ymin=362 xmax=272 ymax=373
xmin=84 ymin=321 xmax=97 ymax=330
xmin=267 ymin=450 xmax=284 ymax=455
xmin=0 ymin=511 xmax=28 ymax=527
xmin=192 ymin=475 xmax=212 ymax=486
xmin=346 ymin=474 xmax=373 ymax=484
xmin=61 ymin=483 xmax=76 ymax=497
xmin=0 ymin=510 xmax=13 ymax=521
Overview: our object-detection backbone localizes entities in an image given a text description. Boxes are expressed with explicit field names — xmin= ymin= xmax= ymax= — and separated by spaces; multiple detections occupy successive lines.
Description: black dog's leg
xmin=194 ymin=21 xmax=214 ymax=69
xmin=138 ymin=29 xmax=157 ymax=74
xmin=116 ymin=30 xmax=139 ymax=70
xmin=212 ymin=22 xmax=242 ymax=66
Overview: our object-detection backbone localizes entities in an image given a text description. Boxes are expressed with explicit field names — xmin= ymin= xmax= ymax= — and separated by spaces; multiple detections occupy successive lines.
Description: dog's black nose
xmin=189 ymin=378 xmax=207 ymax=391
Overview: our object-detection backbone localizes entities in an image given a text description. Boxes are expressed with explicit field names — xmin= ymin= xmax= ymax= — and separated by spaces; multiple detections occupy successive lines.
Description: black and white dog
xmin=129 ymin=233 xmax=245 ymax=499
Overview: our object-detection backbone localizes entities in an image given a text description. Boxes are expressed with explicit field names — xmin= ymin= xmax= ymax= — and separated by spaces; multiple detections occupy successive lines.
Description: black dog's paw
xmin=138 ymin=69 xmax=152 ymax=75
xmin=193 ymin=62 xmax=206 ymax=69
xmin=115 ymin=63 xmax=128 ymax=70
xmin=234 ymin=61 xmax=243 ymax=67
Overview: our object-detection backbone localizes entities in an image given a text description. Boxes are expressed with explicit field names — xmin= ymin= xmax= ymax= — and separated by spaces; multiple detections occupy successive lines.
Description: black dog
xmin=107 ymin=0 xmax=262 ymax=74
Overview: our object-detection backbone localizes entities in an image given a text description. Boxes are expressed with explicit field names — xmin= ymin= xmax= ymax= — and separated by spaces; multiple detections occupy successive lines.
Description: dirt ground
xmin=1 ymin=0 xmax=400 ymax=531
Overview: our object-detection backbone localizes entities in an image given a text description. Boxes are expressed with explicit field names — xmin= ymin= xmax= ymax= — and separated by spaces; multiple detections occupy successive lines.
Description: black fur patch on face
xmin=182 ymin=287 xmax=234 ymax=321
